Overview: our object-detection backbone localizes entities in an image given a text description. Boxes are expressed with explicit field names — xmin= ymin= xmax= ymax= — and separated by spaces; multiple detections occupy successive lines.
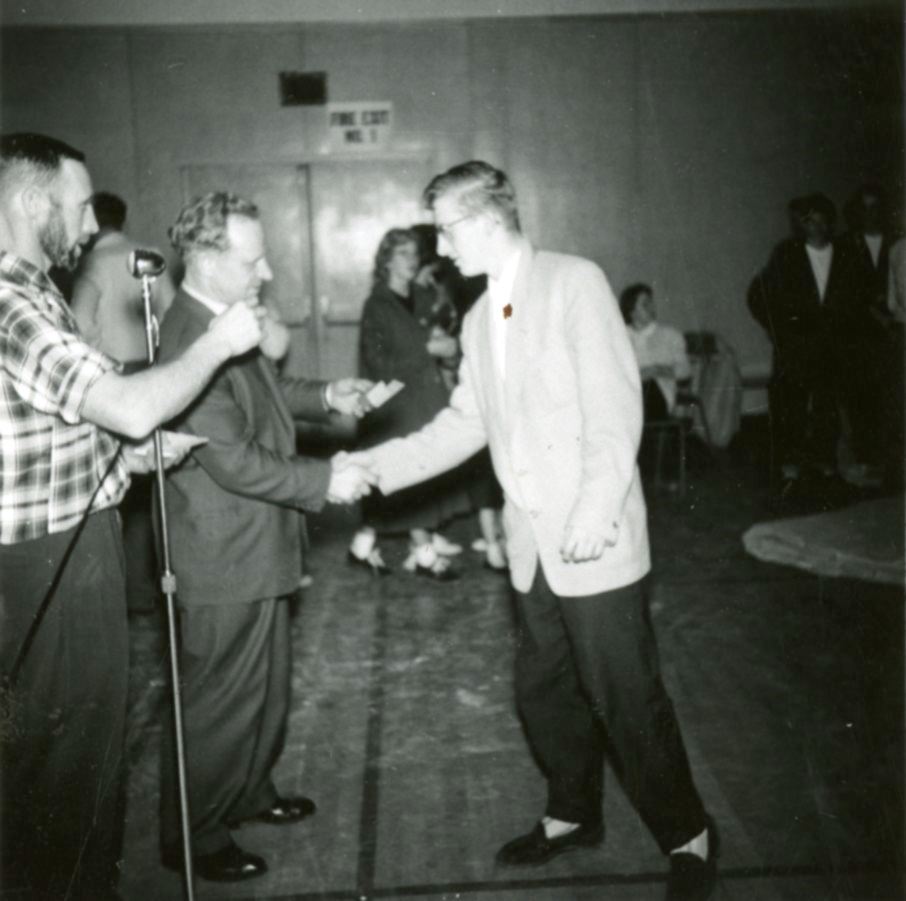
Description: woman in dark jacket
xmin=348 ymin=228 xmax=469 ymax=579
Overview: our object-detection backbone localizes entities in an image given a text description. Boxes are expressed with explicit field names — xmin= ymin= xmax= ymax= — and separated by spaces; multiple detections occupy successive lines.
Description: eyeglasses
xmin=435 ymin=213 xmax=475 ymax=240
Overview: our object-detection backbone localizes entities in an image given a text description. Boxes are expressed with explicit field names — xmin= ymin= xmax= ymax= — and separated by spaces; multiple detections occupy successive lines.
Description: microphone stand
xmin=138 ymin=271 xmax=196 ymax=901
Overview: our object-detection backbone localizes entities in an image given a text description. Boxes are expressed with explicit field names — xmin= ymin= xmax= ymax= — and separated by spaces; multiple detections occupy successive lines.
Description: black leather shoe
xmin=162 ymin=841 xmax=267 ymax=882
xmin=666 ymin=817 xmax=719 ymax=900
xmin=495 ymin=820 xmax=604 ymax=866
xmin=251 ymin=795 xmax=317 ymax=826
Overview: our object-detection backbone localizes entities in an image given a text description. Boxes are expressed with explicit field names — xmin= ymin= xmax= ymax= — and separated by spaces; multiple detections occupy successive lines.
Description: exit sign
xmin=327 ymin=102 xmax=393 ymax=152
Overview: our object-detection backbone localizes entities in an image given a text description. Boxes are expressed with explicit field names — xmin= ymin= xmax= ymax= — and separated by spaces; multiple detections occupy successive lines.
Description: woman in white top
xmin=620 ymin=282 xmax=691 ymax=420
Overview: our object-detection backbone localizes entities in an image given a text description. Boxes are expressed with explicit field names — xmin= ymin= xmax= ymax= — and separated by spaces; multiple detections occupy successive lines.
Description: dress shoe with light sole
xmin=666 ymin=816 xmax=719 ymax=901
xmin=495 ymin=820 xmax=604 ymax=866
xmin=229 ymin=795 xmax=317 ymax=828
xmin=162 ymin=841 xmax=267 ymax=883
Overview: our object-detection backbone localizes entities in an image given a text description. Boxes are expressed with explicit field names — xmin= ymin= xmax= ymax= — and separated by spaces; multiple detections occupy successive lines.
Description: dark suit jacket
xmin=747 ymin=238 xmax=848 ymax=379
xmin=357 ymin=281 xmax=452 ymax=447
xmin=157 ymin=289 xmax=331 ymax=606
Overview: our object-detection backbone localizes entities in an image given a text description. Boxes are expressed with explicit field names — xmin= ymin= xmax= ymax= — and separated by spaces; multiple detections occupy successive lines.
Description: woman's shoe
xmin=431 ymin=532 xmax=463 ymax=555
xmin=404 ymin=543 xmax=460 ymax=581
xmin=347 ymin=548 xmax=391 ymax=575
xmin=484 ymin=540 xmax=508 ymax=572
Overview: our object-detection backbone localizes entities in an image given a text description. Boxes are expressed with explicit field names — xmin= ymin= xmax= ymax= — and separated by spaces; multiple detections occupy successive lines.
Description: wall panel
xmin=1 ymin=11 xmax=901 ymax=382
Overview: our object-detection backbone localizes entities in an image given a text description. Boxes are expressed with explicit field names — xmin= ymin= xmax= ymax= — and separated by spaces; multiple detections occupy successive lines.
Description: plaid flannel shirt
xmin=0 ymin=251 xmax=129 ymax=544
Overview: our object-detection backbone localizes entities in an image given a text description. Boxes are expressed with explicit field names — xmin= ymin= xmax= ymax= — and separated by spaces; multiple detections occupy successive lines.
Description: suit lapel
xmin=178 ymin=289 xmax=295 ymax=445
xmin=255 ymin=354 xmax=295 ymax=439
xmin=503 ymin=240 xmax=535 ymax=426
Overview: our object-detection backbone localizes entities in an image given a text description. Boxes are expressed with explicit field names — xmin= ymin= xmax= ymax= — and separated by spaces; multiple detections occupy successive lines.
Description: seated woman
xmin=349 ymin=228 xmax=470 ymax=580
xmin=620 ymin=282 xmax=691 ymax=420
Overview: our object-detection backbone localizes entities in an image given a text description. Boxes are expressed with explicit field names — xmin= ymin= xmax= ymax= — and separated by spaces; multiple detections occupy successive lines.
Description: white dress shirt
xmin=627 ymin=321 xmax=691 ymax=412
xmin=486 ymin=247 xmax=522 ymax=379
xmin=805 ymin=243 xmax=833 ymax=302
xmin=183 ymin=282 xmax=228 ymax=316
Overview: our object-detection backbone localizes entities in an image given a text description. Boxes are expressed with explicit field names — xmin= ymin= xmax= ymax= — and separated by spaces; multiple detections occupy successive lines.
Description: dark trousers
xmin=0 ymin=510 xmax=128 ymax=900
xmin=638 ymin=380 xmax=678 ymax=481
xmin=160 ymin=596 xmax=292 ymax=855
xmin=121 ymin=474 xmax=160 ymax=612
xmin=512 ymin=570 xmax=705 ymax=854
xmin=769 ymin=366 xmax=840 ymax=470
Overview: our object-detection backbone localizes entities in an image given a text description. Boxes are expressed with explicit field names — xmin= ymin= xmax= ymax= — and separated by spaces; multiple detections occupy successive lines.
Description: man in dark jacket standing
xmin=748 ymin=193 xmax=849 ymax=485
xmin=157 ymin=191 xmax=374 ymax=882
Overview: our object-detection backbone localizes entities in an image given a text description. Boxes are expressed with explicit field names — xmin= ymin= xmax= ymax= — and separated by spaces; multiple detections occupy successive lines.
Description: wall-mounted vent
xmin=279 ymin=71 xmax=327 ymax=106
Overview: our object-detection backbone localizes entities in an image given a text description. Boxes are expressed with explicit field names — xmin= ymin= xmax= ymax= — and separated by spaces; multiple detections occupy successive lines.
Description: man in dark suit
xmin=748 ymin=193 xmax=848 ymax=484
xmin=157 ymin=191 xmax=375 ymax=882
xmin=836 ymin=184 xmax=897 ymax=475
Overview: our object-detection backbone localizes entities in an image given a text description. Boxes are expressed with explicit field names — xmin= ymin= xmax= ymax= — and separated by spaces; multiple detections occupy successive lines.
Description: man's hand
xmin=121 ymin=441 xmax=156 ymax=474
xmin=207 ymin=301 xmax=264 ymax=357
xmin=326 ymin=451 xmax=378 ymax=504
xmin=559 ymin=522 xmax=618 ymax=563
xmin=121 ymin=432 xmax=200 ymax=474
xmin=259 ymin=310 xmax=291 ymax=361
xmin=327 ymin=378 xmax=374 ymax=418
xmin=426 ymin=328 xmax=458 ymax=360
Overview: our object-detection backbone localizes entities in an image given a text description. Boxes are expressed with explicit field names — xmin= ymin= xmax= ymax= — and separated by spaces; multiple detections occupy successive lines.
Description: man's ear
xmin=20 ymin=184 xmax=51 ymax=224
xmin=196 ymin=251 xmax=212 ymax=279
xmin=479 ymin=210 xmax=499 ymax=237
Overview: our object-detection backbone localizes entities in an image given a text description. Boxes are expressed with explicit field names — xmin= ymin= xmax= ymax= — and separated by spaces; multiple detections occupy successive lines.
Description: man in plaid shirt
xmin=0 ymin=133 xmax=263 ymax=900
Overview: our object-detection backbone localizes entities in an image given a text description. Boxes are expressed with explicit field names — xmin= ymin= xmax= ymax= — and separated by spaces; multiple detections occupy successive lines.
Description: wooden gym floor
xmin=117 ymin=419 xmax=904 ymax=900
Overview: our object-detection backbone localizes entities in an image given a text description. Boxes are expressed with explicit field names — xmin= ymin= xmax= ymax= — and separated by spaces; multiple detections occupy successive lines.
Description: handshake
xmin=327 ymin=450 xmax=378 ymax=505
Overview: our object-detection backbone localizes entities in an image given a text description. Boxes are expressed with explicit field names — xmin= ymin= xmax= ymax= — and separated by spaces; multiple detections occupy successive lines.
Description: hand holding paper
xmin=365 ymin=380 xmax=405 ymax=409
xmin=327 ymin=378 xmax=374 ymax=418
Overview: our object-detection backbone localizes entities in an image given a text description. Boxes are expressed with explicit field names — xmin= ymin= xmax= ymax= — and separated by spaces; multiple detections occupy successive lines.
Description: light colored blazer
xmin=372 ymin=239 xmax=650 ymax=597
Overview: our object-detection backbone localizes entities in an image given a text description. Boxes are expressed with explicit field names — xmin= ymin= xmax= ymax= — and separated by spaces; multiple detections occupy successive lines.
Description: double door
xmin=181 ymin=158 xmax=430 ymax=381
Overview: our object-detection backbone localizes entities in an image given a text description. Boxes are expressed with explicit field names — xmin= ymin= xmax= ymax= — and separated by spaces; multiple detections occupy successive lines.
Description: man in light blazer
xmin=358 ymin=162 xmax=716 ymax=901
xmin=157 ymin=192 xmax=375 ymax=883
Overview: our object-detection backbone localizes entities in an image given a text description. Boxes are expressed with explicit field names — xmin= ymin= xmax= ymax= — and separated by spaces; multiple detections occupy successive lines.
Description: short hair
xmin=0 ymin=132 xmax=85 ymax=200
xmin=800 ymin=192 xmax=836 ymax=229
xmin=787 ymin=195 xmax=811 ymax=218
xmin=373 ymin=227 xmax=417 ymax=286
xmin=168 ymin=191 xmax=259 ymax=259
xmin=92 ymin=191 xmax=127 ymax=230
xmin=844 ymin=182 xmax=887 ymax=230
xmin=423 ymin=160 xmax=520 ymax=232
xmin=619 ymin=282 xmax=652 ymax=324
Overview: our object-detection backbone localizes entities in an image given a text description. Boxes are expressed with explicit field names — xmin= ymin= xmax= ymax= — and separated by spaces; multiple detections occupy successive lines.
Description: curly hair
xmin=372 ymin=227 xmax=417 ymax=286
xmin=168 ymin=191 xmax=259 ymax=259
xmin=423 ymin=160 xmax=520 ymax=233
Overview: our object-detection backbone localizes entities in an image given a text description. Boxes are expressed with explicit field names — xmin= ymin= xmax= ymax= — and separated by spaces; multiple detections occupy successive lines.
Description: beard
xmin=38 ymin=205 xmax=82 ymax=271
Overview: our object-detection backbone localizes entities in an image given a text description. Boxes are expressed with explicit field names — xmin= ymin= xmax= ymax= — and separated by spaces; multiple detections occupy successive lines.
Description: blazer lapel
xmin=255 ymin=354 xmax=295 ymax=440
xmin=503 ymin=240 xmax=535 ymax=427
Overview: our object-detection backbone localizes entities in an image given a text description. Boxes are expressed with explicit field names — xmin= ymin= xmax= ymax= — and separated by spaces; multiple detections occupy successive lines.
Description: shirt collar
xmin=0 ymin=250 xmax=61 ymax=297
xmin=488 ymin=245 xmax=521 ymax=306
xmin=183 ymin=282 xmax=228 ymax=316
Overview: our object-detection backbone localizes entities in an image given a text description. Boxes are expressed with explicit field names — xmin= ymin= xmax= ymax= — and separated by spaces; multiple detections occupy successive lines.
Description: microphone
xmin=127 ymin=248 xmax=167 ymax=279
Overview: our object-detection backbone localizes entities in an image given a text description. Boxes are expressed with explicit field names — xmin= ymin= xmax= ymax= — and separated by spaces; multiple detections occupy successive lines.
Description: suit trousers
xmin=0 ymin=510 xmax=128 ymax=899
xmin=160 ymin=596 xmax=292 ymax=856
xmin=512 ymin=570 xmax=705 ymax=854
